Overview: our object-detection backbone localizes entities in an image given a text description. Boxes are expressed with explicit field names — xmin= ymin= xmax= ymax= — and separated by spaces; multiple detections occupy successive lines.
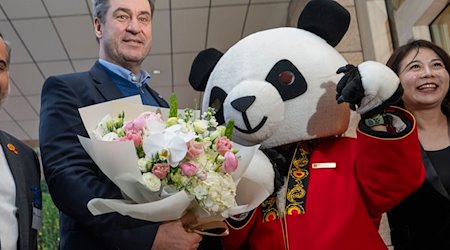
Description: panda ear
xmin=297 ymin=0 xmax=350 ymax=47
xmin=189 ymin=48 xmax=223 ymax=91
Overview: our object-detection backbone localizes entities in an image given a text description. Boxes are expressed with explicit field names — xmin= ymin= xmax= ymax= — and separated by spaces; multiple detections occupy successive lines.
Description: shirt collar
xmin=98 ymin=59 xmax=151 ymax=87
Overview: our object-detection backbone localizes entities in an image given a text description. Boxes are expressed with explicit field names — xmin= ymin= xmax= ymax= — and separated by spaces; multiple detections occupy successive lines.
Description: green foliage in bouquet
xmin=105 ymin=111 xmax=125 ymax=136
xmin=38 ymin=181 xmax=60 ymax=250
xmin=169 ymin=92 xmax=178 ymax=118
xmin=225 ymin=119 xmax=234 ymax=140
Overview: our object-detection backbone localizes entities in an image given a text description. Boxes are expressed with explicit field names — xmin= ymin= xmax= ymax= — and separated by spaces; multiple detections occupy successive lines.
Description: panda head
xmin=189 ymin=0 xmax=351 ymax=149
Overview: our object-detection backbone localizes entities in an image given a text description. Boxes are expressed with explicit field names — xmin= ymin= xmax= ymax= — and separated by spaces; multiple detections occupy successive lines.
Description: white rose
xmin=215 ymin=126 xmax=226 ymax=136
xmin=209 ymin=117 xmax=218 ymax=128
xmin=193 ymin=120 xmax=208 ymax=134
xmin=142 ymin=172 xmax=161 ymax=192
xmin=93 ymin=114 xmax=112 ymax=138
xmin=101 ymin=132 xmax=119 ymax=141
xmin=137 ymin=158 xmax=148 ymax=172
xmin=208 ymin=130 xmax=220 ymax=141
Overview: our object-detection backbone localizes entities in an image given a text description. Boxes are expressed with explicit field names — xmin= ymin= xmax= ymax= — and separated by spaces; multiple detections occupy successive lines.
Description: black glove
xmin=335 ymin=64 xmax=364 ymax=111
xmin=336 ymin=62 xmax=404 ymax=118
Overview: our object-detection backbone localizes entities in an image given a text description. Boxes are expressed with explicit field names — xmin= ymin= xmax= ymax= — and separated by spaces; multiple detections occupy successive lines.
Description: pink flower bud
xmin=116 ymin=131 xmax=142 ymax=147
xmin=216 ymin=137 xmax=233 ymax=156
xmin=196 ymin=170 xmax=208 ymax=181
xmin=222 ymin=151 xmax=238 ymax=173
xmin=180 ymin=162 xmax=198 ymax=177
xmin=129 ymin=132 xmax=142 ymax=147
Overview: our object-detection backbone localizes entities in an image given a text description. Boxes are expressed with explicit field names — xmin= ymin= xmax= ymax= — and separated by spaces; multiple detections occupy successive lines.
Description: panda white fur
xmin=202 ymin=27 xmax=350 ymax=148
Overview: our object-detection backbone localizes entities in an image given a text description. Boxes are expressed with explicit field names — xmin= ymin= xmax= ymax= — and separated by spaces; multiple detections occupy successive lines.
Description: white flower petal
xmin=143 ymin=133 xmax=168 ymax=156
xmin=167 ymin=137 xmax=188 ymax=165
xmin=146 ymin=120 xmax=166 ymax=133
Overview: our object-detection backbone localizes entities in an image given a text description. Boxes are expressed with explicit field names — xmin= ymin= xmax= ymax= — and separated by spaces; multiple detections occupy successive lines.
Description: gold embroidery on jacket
xmin=262 ymin=141 xmax=314 ymax=222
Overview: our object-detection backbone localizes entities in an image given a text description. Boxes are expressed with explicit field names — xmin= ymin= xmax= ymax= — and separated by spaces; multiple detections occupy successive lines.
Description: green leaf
xmin=116 ymin=111 xmax=125 ymax=128
xmin=169 ymin=93 xmax=178 ymax=118
xmin=136 ymin=145 xmax=145 ymax=158
xmin=224 ymin=119 xmax=234 ymax=139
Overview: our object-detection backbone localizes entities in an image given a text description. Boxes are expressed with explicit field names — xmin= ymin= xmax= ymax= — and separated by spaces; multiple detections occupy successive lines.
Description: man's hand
xmin=151 ymin=213 xmax=202 ymax=250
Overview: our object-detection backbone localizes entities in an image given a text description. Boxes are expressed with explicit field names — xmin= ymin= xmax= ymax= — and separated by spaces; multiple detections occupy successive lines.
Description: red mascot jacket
xmin=222 ymin=107 xmax=425 ymax=250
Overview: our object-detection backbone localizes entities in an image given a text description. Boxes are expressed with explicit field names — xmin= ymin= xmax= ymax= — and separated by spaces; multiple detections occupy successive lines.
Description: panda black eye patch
xmin=265 ymin=59 xmax=307 ymax=101
xmin=209 ymin=86 xmax=228 ymax=125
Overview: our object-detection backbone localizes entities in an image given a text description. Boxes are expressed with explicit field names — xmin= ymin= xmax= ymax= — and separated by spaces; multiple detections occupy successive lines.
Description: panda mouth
xmin=234 ymin=114 xmax=268 ymax=134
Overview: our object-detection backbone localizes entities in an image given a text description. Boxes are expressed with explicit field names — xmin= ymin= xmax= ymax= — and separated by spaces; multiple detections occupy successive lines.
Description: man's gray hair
xmin=92 ymin=0 xmax=155 ymax=23
xmin=0 ymin=32 xmax=11 ymax=66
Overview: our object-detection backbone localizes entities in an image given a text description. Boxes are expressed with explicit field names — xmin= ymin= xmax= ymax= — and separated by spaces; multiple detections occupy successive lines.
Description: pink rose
xmin=222 ymin=151 xmax=238 ymax=173
xmin=216 ymin=137 xmax=233 ymax=156
xmin=116 ymin=131 xmax=142 ymax=147
xmin=138 ymin=111 xmax=163 ymax=123
xmin=180 ymin=162 xmax=198 ymax=177
xmin=123 ymin=118 xmax=145 ymax=132
xmin=151 ymin=163 xmax=170 ymax=179
xmin=186 ymin=140 xmax=204 ymax=160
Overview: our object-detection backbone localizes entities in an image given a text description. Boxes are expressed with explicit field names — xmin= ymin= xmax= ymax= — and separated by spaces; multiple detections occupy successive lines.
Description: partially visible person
xmin=38 ymin=0 xmax=212 ymax=249
xmin=0 ymin=33 xmax=42 ymax=250
xmin=386 ymin=39 xmax=450 ymax=250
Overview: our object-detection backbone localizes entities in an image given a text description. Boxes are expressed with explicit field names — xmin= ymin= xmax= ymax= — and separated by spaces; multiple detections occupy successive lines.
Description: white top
xmin=0 ymin=146 xmax=18 ymax=250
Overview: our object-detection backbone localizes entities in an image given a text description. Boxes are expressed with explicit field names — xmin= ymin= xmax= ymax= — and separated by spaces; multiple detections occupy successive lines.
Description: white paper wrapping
xmin=78 ymin=96 xmax=272 ymax=222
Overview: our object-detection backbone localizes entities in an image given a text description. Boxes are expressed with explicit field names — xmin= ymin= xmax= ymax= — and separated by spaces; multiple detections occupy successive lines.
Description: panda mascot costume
xmin=189 ymin=0 xmax=425 ymax=249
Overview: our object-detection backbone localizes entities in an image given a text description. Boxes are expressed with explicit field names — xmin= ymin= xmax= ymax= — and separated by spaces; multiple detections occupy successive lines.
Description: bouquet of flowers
xmin=78 ymin=95 xmax=271 ymax=230
xmin=94 ymin=93 xmax=241 ymax=215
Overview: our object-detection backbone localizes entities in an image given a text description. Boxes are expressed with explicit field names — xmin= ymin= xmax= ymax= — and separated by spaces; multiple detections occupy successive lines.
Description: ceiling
xmin=0 ymin=0 xmax=294 ymax=143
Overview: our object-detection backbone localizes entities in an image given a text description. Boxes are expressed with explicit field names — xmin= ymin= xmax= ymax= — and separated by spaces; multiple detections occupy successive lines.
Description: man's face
xmin=94 ymin=0 xmax=152 ymax=73
xmin=0 ymin=38 xmax=9 ymax=107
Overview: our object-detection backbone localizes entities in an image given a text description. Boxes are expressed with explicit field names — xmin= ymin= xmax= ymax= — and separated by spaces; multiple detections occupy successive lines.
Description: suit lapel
xmin=421 ymin=148 xmax=450 ymax=200
xmin=0 ymin=131 xmax=31 ymax=250
xmin=146 ymin=85 xmax=169 ymax=108
xmin=90 ymin=60 xmax=169 ymax=107
xmin=89 ymin=61 xmax=124 ymax=101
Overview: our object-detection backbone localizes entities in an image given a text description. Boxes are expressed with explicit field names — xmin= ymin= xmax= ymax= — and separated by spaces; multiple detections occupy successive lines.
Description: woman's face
xmin=398 ymin=47 xmax=449 ymax=112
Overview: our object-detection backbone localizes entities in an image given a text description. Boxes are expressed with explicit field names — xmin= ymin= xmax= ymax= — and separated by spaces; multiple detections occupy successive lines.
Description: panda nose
xmin=231 ymin=96 xmax=256 ymax=113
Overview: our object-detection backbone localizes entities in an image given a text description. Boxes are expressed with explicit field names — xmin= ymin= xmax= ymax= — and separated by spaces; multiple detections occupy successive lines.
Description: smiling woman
xmin=386 ymin=39 xmax=450 ymax=250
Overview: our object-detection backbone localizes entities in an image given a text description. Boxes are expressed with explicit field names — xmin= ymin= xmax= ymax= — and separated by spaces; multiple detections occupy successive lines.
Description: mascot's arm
xmin=222 ymin=150 xmax=273 ymax=249
xmin=336 ymin=61 xmax=425 ymax=218
xmin=240 ymin=149 xmax=275 ymax=194
xmin=355 ymin=107 xmax=425 ymax=219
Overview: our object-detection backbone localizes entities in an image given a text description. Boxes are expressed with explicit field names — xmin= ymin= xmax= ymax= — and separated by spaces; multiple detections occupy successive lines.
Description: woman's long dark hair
xmin=386 ymin=39 xmax=450 ymax=117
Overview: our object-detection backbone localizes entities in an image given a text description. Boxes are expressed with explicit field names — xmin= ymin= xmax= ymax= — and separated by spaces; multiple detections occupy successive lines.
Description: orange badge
xmin=7 ymin=143 xmax=18 ymax=154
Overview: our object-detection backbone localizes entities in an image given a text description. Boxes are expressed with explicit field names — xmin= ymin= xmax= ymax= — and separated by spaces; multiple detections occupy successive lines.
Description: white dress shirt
xmin=0 ymin=146 xmax=18 ymax=250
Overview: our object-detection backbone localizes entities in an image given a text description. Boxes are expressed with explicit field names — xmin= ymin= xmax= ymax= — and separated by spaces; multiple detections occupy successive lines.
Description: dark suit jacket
xmin=0 ymin=130 xmax=41 ymax=250
xmin=39 ymin=61 xmax=169 ymax=250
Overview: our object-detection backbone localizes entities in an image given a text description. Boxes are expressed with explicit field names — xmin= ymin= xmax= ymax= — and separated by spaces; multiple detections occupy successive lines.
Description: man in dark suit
xmin=39 ymin=0 xmax=207 ymax=249
xmin=0 ymin=33 xmax=41 ymax=250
